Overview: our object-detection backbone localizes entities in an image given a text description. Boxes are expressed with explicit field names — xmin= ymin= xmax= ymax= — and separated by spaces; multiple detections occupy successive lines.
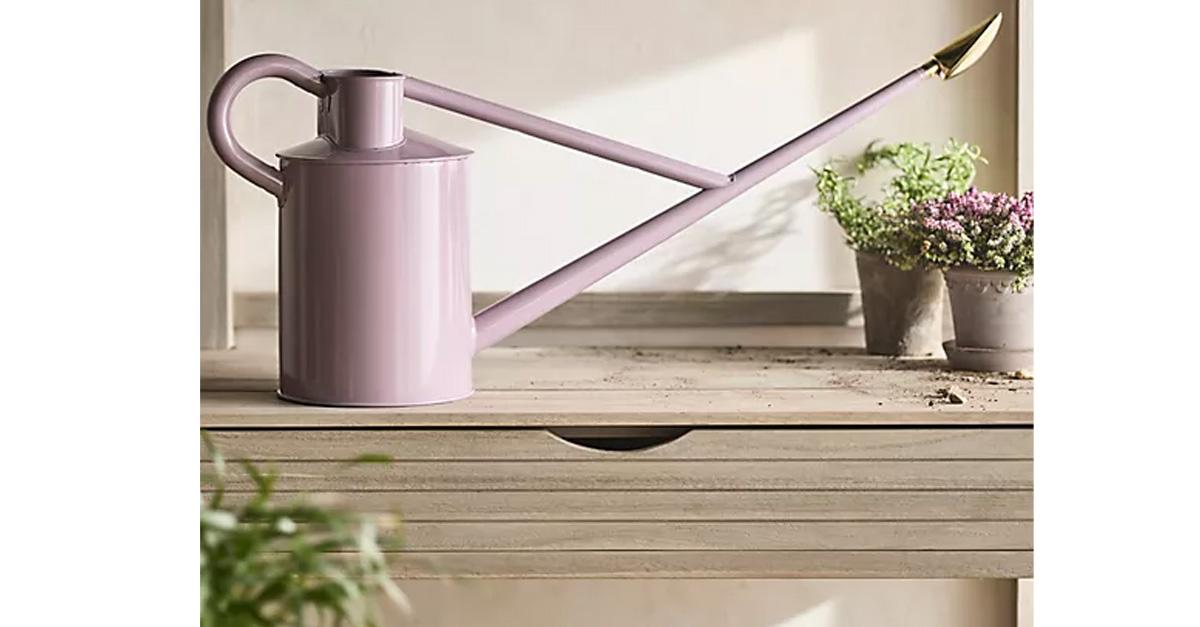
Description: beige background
xmin=221 ymin=0 xmax=1017 ymax=294
xmin=208 ymin=1 xmax=1023 ymax=624
xmin=385 ymin=579 xmax=1016 ymax=627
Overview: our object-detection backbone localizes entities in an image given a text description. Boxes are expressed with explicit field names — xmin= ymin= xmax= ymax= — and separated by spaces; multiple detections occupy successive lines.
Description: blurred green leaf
xmin=200 ymin=432 xmax=407 ymax=626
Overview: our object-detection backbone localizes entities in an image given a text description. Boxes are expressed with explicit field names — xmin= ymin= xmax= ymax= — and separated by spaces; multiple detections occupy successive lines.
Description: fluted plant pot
xmin=855 ymin=252 xmax=944 ymax=356
xmin=943 ymin=268 xmax=1033 ymax=371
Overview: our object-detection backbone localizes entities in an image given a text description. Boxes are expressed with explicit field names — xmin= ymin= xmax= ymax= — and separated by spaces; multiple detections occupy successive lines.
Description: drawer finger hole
xmin=548 ymin=427 xmax=692 ymax=452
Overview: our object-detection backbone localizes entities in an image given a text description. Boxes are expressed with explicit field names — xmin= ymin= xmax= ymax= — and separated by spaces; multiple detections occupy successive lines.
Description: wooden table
xmin=202 ymin=329 xmax=1032 ymax=579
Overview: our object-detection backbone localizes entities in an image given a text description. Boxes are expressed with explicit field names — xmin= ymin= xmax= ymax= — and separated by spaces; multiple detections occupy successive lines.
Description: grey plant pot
xmin=944 ymin=268 xmax=1034 ymax=371
xmin=855 ymin=252 xmax=944 ymax=356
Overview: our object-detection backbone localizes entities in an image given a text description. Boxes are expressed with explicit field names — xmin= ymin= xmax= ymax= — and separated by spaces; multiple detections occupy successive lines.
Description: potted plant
xmin=815 ymin=140 xmax=985 ymax=355
xmin=911 ymin=188 xmax=1034 ymax=371
xmin=201 ymin=434 xmax=409 ymax=626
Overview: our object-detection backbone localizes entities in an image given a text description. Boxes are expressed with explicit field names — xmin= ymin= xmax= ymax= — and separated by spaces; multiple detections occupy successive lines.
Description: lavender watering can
xmin=207 ymin=15 xmax=1001 ymax=406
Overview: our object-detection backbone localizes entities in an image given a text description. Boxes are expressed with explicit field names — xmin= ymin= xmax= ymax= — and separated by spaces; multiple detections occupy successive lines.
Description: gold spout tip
xmin=929 ymin=13 xmax=1003 ymax=80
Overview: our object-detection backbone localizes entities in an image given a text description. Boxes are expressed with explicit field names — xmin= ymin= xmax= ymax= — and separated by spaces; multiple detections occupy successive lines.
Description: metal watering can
xmin=208 ymin=15 xmax=1001 ymax=407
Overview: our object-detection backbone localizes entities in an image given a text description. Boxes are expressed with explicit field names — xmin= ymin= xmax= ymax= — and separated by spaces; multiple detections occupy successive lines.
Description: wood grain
xmin=215 ymin=490 xmax=1032 ymax=521
xmin=202 ymin=390 xmax=1031 ymax=428
xmin=204 ymin=460 xmax=1031 ymax=491
xmin=202 ymin=428 xmax=1031 ymax=461
xmin=204 ymin=334 xmax=1032 ymax=395
xmin=385 ymin=550 xmax=1032 ymax=579
xmin=235 ymin=291 xmax=865 ymax=329
xmin=376 ymin=521 xmax=1030 ymax=551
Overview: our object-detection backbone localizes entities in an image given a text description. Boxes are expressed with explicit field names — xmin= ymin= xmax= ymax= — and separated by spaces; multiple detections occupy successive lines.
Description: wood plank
xmin=378 ymin=521 xmax=1030 ymax=551
xmin=199 ymin=0 xmax=231 ymax=349
xmin=214 ymin=490 xmax=1033 ymax=521
xmin=202 ymin=428 xmax=1031 ymax=461
xmin=235 ymin=291 xmax=865 ymax=329
xmin=202 ymin=389 xmax=1032 ymax=428
xmin=385 ymin=550 xmax=1032 ymax=579
xmin=204 ymin=353 xmax=1031 ymax=393
xmin=203 ymin=460 xmax=1031 ymax=491
xmin=203 ymin=333 xmax=1033 ymax=395
xmin=503 ymin=325 xmax=871 ymax=349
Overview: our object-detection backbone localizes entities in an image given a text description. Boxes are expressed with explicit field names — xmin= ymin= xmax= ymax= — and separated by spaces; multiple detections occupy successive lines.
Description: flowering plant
xmin=815 ymin=140 xmax=985 ymax=269
xmin=912 ymin=187 xmax=1034 ymax=288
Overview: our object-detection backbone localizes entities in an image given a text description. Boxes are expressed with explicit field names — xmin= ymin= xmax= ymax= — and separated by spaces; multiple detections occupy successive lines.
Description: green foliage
xmin=814 ymin=140 xmax=986 ymax=269
xmin=201 ymin=432 xmax=408 ymax=627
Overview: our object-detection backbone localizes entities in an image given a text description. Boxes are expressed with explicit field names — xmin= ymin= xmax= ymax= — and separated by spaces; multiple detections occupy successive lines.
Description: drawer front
xmin=201 ymin=427 xmax=1032 ymax=578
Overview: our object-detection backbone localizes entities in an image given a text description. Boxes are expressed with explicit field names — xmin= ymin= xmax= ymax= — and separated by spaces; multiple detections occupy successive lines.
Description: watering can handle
xmin=207 ymin=54 xmax=326 ymax=199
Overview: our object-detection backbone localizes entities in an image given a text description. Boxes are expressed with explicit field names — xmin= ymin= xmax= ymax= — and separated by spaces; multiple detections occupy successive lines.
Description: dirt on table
xmin=927 ymin=386 xmax=967 ymax=405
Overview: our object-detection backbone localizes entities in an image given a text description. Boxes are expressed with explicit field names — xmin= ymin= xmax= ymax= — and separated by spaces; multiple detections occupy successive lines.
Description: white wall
xmin=223 ymin=0 xmax=1016 ymax=294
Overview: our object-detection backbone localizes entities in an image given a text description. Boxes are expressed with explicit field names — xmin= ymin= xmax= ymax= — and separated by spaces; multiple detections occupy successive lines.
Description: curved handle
xmin=206 ymin=53 xmax=326 ymax=199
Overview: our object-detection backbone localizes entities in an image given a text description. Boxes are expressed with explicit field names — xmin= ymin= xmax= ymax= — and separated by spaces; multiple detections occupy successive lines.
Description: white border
xmin=1 ymin=1 xmax=196 ymax=624
xmin=1036 ymin=2 xmax=1200 ymax=626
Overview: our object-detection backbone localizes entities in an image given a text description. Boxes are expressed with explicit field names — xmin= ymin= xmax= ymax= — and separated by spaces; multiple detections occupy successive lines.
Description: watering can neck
xmin=317 ymin=70 xmax=406 ymax=150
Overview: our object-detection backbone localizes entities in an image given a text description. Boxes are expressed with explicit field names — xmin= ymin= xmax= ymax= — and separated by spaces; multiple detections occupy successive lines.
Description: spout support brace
xmin=404 ymin=78 xmax=730 ymax=189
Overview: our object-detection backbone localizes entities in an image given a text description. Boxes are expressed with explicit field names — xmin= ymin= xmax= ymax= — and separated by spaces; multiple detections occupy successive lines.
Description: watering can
xmin=208 ymin=14 xmax=1001 ymax=407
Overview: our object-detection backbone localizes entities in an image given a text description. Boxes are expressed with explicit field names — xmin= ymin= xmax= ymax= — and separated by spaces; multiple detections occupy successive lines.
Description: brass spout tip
xmin=926 ymin=13 xmax=1003 ymax=80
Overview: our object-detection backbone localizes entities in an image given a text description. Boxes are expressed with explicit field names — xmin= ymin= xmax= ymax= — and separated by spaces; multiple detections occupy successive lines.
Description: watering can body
xmin=207 ymin=16 xmax=998 ymax=405
xmin=278 ymin=135 xmax=475 ymax=405
xmin=210 ymin=59 xmax=478 ymax=405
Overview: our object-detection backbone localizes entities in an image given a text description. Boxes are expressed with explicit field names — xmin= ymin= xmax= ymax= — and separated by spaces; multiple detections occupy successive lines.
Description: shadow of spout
xmin=623 ymin=178 xmax=815 ymax=290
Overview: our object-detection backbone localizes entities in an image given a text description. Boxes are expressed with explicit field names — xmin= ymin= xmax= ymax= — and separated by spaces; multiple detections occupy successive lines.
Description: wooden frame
xmin=1015 ymin=3 xmax=1034 ymax=620
xmin=200 ymin=0 xmax=232 ymax=349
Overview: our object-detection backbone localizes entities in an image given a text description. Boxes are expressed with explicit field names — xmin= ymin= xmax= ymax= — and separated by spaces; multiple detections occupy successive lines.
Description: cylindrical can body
xmin=277 ymin=158 xmax=473 ymax=406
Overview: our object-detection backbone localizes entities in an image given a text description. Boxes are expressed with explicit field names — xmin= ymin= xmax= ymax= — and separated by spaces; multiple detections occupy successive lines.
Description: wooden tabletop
xmin=202 ymin=329 xmax=1033 ymax=428
xmin=202 ymin=327 xmax=1032 ymax=579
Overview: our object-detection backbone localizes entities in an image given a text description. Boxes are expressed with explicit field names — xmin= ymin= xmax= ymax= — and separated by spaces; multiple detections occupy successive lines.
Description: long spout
xmin=472 ymin=15 xmax=1002 ymax=351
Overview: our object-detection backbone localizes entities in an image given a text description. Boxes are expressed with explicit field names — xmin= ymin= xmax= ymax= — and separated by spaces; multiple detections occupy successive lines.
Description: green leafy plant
xmin=814 ymin=139 xmax=986 ymax=269
xmin=201 ymin=433 xmax=408 ymax=627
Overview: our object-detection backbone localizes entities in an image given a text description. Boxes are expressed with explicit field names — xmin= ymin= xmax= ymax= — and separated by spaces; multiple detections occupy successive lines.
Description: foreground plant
xmin=814 ymin=139 xmax=986 ymax=268
xmin=201 ymin=434 xmax=408 ymax=626
xmin=911 ymin=187 xmax=1034 ymax=288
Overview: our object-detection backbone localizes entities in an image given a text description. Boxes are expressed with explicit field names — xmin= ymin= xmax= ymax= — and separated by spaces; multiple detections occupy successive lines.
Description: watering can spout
xmin=467 ymin=13 xmax=1002 ymax=350
xmin=925 ymin=13 xmax=1003 ymax=80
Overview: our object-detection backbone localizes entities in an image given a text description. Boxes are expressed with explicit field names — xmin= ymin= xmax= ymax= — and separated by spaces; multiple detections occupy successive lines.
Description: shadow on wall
xmin=623 ymin=179 xmax=813 ymax=290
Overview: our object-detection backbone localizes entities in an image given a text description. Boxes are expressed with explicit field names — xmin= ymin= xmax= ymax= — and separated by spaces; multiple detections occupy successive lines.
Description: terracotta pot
xmin=855 ymin=252 xmax=944 ymax=356
xmin=943 ymin=268 xmax=1033 ymax=371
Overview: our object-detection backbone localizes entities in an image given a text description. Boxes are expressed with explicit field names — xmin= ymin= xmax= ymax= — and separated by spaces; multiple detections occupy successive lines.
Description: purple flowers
xmin=918 ymin=188 xmax=1034 ymax=232
xmin=911 ymin=187 xmax=1034 ymax=283
xmin=923 ymin=216 xmax=965 ymax=234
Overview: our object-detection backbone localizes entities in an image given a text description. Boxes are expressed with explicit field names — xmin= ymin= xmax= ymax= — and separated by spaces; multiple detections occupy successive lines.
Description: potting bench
xmin=201 ymin=324 xmax=1032 ymax=581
